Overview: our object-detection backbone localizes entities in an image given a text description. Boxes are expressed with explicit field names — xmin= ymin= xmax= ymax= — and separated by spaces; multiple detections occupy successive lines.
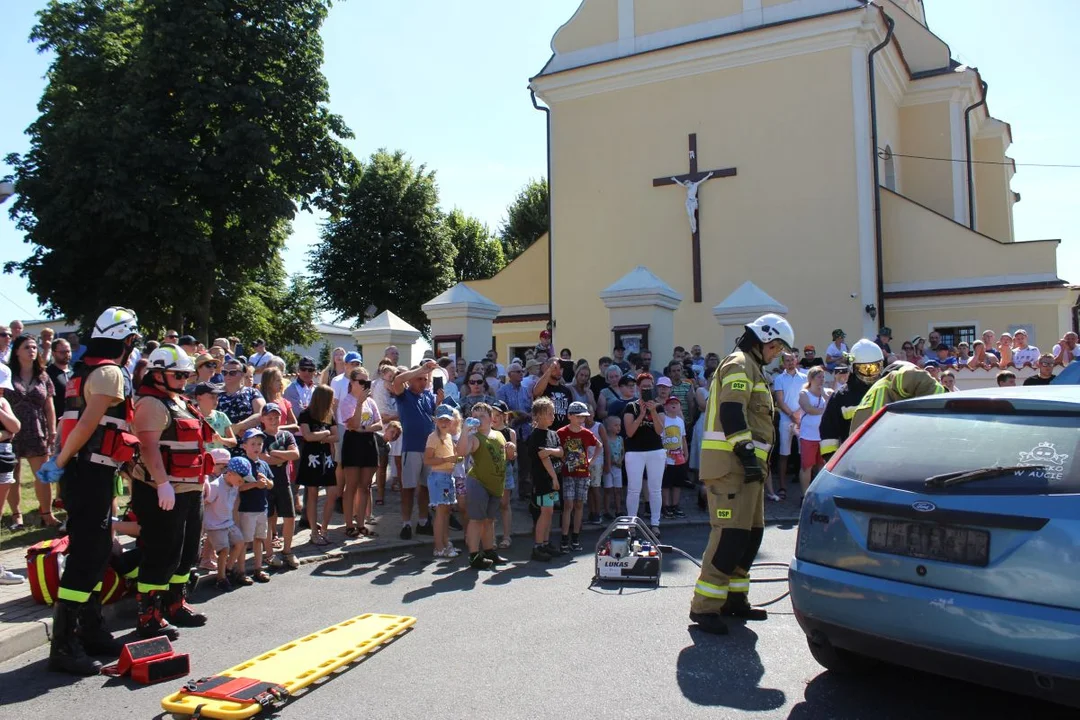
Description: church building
xmin=426 ymin=0 xmax=1078 ymax=366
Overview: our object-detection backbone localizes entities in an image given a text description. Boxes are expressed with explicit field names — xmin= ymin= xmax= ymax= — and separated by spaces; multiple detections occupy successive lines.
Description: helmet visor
xmin=853 ymin=361 xmax=883 ymax=383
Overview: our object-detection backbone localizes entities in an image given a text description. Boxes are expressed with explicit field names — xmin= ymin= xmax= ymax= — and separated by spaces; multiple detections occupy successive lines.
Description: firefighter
xmin=819 ymin=339 xmax=885 ymax=459
xmin=691 ymin=313 xmax=794 ymax=635
xmin=849 ymin=360 xmax=944 ymax=432
xmin=38 ymin=307 xmax=141 ymax=675
xmin=131 ymin=344 xmax=212 ymax=639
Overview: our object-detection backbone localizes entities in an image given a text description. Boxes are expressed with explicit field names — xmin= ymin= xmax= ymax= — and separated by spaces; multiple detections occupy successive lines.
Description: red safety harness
xmin=60 ymin=358 xmax=139 ymax=468
xmin=135 ymin=385 xmax=215 ymax=483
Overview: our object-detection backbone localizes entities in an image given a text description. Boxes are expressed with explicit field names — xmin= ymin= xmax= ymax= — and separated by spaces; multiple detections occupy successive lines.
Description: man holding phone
xmin=391 ymin=360 xmax=445 ymax=539
xmin=531 ymin=357 xmax=573 ymax=432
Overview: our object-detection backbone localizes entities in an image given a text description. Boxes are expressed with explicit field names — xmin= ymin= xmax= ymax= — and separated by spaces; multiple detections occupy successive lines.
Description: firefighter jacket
xmin=849 ymin=367 xmax=944 ymax=433
xmin=60 ymin=358 xmax=137 ymax=468
xmin=819 ymin=374 xmax=873 ymax=456
xmin=698 ymin=347 xmax=775 ymax=480
xmin=135 ymin=385 xmax=213 ymax=487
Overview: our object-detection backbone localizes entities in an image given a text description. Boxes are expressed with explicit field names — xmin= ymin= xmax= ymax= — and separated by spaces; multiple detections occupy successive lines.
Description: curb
xmin=0 ymin=515 xmax=800 ymax=665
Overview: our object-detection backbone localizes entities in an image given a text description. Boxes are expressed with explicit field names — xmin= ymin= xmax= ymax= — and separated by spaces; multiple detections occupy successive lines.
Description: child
xmin=661 ymin=397 xmax=689 ymax=519
xmin=585 ymin=409 xmax=608 ymax=525
xmin=602 ymin=415 xmax=625 ymax=520
xmin=297 ymin=385 xmax=338 ymax=546
xmin=423 ymin=405 xmax=460 ymax=559
xmin=450 ymin=409 xmax=468 ymax=535
xmin=237 ymin=428 xmax=275 ymax=583
xmin=491 ymin=401 xmax=517 ymax=549
xmin=260 ymin=404 xmax=300 ymax=568
xmin=384 ymin=421 xmax=403 ymax=490
xmin=456 ymin=403 xmax=509 ymax=570
xmin=204 ymin=453 xmax=249 ymax=591
xmin=556 ymin=401 xmax=601 ymax=552
xmin=194 ymin=383 xmax=236 ymax=449
xmin=525 ymin=397 xmax=563 ymax=561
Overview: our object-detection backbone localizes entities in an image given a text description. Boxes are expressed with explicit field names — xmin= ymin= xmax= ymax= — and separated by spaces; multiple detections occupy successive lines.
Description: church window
xmin=883 ymin=146 xmax=896 ymax=191
xmin=433 ymin=334 xmax=462 ymax=360
xmin=933 ymin=325 xmax=976 ymax=348
xmin=613 ymin=325 xmax=650 ymax=356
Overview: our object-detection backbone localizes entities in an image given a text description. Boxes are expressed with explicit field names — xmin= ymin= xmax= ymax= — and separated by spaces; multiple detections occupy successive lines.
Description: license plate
xmin=867 ymin=519 xmax=990 ymax=567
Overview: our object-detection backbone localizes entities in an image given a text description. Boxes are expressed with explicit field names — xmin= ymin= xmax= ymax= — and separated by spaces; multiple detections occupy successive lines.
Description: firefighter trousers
xmin=57 ymin=460 xmax=116 ymax=604
xmin=132 ymin=481 xmax=203 ymax=593
xmin=690 ymin=472 xmax=766 ymax=615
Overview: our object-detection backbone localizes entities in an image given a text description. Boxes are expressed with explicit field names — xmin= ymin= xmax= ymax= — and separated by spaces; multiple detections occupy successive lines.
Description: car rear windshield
xmin=831 ymin=410 xmax=1080 ymax=495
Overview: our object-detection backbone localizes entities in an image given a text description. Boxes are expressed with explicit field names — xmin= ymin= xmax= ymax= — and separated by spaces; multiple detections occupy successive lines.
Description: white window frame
xmin=928 ymin=321 xmax=979 ymax=348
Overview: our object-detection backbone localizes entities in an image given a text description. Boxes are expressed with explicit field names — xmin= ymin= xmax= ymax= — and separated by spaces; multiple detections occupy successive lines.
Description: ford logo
xmin=912 ymin=501 xmax=937 ymax=512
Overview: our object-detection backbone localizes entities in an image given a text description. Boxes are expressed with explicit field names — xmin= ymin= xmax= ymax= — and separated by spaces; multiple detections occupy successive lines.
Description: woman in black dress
xmin=297 ymin=385 xmax=338 ymax=546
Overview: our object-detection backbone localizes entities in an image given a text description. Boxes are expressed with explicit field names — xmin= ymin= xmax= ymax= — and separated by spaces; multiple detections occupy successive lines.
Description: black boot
xmin=77 ymin=592 xmax=123 ymax=657
xmin=48 ymin=600 xmax=103 ymax=675
xmin=689 ymin=611 xmax=730 ymax=635
xmin=164 ymin=583 xmax=207 ymax=627
xmin=483 ymin=549 xmax=507 ymax=564
xmin=721 ymin=592 xmax=768 ymax=621
xmin=136 ymin=592 xmax=180 ymax=640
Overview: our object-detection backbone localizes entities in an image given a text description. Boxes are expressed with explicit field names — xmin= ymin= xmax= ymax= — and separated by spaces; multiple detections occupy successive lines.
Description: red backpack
xmin=26 ymin=536 xmax=125 ymax=606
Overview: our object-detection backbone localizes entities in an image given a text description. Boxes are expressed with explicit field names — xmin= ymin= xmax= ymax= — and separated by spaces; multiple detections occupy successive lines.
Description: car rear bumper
xmin=790 ymin=558 xmax=1080 ymax=709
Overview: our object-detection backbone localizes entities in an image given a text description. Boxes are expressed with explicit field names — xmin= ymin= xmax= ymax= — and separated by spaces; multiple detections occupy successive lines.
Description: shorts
xmin=268 ymin=478 xmax=295 ymax=518
xmin=663 ymin=463 xmax=689 ymax=489
xmin=401 ymin=452 xmax=429 ymax=490
xmin=342 ymin=431 xmax=379 ymax=468
xmin=376 ymin=433 xmax=389 ymax=463
xmin=427 ymin=471 xmax=458 ymax=507
xmin=800 ymin=439 xmax=824 ymax=470
xmin=778 ymin=417 xmax=798 ymax=456
xmin=206 ymin=525 xmax=243 ymax=553
xmin=238 ymin=511 xmax=268 ymax=543
xmin=465 ymin=476 xmax=500 ymax=520
xmin=588 ymin=463 xmax=602 ymax=488
xmin=534 ymin=491 xmax=559 ymax=508
xmin=334 ymin=425 xmax=346 ymax=463
xmin=561 ymin=475 xmax=589 ymax=503
xmin=503 ymin=465 xmax=516 ymax=492
xmin=454 ymin=476 xmax=467 ymax=498
xmin=0 ymin=471 xmax=14 ymax=485
xmin=602 ymin=467 xmax=624 ymax=489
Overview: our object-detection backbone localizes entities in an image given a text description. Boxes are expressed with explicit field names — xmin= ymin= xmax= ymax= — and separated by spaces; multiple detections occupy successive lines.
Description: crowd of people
xmin=1 ymin=306 xmax=1076 ymax=670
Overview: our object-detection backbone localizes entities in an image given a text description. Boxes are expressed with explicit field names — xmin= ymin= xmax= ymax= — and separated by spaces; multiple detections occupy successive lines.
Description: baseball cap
xmin=655 ymin=376 xmax=673 ymax=387
xmin=491 ymin=400 xmax=510 ymax=415
xmin=618 ymin=373 xmax=636 ymax=386
xmin=253 ymin=339 xmax=266 ymax=347
xmin=344 ymin=351 xmax=362 ymax=364
xmin=832 ymin=329 xmax=846 ymax=340
xmin=435 ymin=404 xmax=456 ymax=420
xmin=178 ymin=334 xmax=197 ymax=346
xmin=911 ymin=336 xmax=924 ymax=345
xmin=568 ymin=401 xmax=590 ymax=416
xmin=209 ymin=448 xmax=232 ymax=465
xmin=262 ymin=402 xmax=282 ymax=416
xmin=193 ymin=382 xmax=223 ymax=396
xmin=226 ymin=456 xmax=255 ymax=482
xmin=923 ymin=359 xmax=939 ymax=368
xmin=0 ymin=364 xmax=11 ymax=391
xmin=833 ymin=365 xmax=850 ymax=374
xmin=878 ymin=326 xmax=893 ymax=337
xmin=240 ymin=428 xmax=266 ymax=443
xmin=298 ymin=356 xmax=317 ymax=370
xmin=507 ymin=362 xmax=524 ymax=374
xmin=665 ymin=395 xmax=681 ymax=405
xmin=803 ymin=345 xmax=815 ymax=352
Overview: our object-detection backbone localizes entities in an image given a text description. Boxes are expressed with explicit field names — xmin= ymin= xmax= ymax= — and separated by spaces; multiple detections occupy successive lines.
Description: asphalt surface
xmin=0 ymin=524 xmax=1072 ymax=719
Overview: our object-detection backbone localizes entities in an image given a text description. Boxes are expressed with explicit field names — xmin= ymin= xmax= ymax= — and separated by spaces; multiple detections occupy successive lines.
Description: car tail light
xmin=824 ymin=406 xmax=887 ymax=472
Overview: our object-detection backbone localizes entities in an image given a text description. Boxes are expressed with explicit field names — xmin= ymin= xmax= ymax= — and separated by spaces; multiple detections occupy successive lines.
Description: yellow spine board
xmin=162 ymin=613 xmax=416 ymax=719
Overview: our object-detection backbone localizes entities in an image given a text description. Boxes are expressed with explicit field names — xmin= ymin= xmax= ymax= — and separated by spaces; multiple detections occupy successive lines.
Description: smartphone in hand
xmin=433 ymin=376 xmax=444 ymax=392
xmin=641 ymin=387 xmax=654 ymax=403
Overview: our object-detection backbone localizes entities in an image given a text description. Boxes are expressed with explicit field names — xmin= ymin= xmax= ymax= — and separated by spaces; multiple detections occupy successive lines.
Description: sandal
xmin=272 ymin=538 xmax=284 ymax=550
xmin=498 ymin=537 xmax=511 ymax=549
xmin=8 ymin=516 xmax=25 ymax=532
xmin=375 ymin=499 xmax=385 ymax=506
xmin=767 ymin=493 xmax=781 ymax=502
xmin=777 ymin=488 xmax=787 ymax=500
xmin=40 ymin=512 xmax=61 ymax=528
xmin=390 ymin=480 xmax=401 ymax=492
xmin=345 ymin=527 xmax=360 ymax=538
xmin=357 ymin=527 xmax=378 ymax=538
xmin=312 ymin=533 xmax=329 ymax=546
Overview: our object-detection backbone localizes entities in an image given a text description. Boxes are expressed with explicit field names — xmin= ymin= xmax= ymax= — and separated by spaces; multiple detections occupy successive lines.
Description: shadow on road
xmin=676 ymin=625 xmax=786 ymax=712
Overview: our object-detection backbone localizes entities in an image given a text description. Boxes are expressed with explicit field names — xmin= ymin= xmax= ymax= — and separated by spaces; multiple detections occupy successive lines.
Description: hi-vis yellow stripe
xmin=36 ymin=558 xmax=52 ymax=605
xmin=694 ymin=580 xmax=729 ymax=599
xmin=722 ymin=373 xmax=749 ymax=386
xmin=729 ymin=577 xmax=750 ymax=593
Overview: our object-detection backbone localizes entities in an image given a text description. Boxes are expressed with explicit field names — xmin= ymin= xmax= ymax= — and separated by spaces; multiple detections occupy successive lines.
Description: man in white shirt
xmin=248 ymin=339 xmax=273 ymax=385
xmin=824 ymin=329 xmax=848 ymax=370
xmin=485 ymin=349 xmax=506 ymax=380
xmin=1010 ymin=329 xmax=1040 ymax=368
xmin=771 ymin=352 xmax=807 ymax=497
xmin=0 ymin=324 xmax=11 ymax=365
xmin=383 ymin=345 xmax=400 ymax=365
xmin=1053 ymin=332 xmax=1079 ymax=366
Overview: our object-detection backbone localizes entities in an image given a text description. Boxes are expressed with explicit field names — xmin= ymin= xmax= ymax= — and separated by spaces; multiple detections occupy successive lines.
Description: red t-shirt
xmin=557 ymin=425 xmax=599 ymax=478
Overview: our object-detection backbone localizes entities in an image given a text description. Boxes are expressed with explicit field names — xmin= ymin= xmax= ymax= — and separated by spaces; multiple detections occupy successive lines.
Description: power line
xmin=878 ymin=148 xmax=1080 ymax=169
xmin=0 ymin=289 xmax=39 ymax=319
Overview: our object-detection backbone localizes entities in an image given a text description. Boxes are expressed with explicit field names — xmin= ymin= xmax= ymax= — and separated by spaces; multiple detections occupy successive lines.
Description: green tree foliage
xmin=498 ymin=178 xmax=548 ymax=262
xmin=4 ymin=0 xmax=351 ymax=345
xmin=446 ymin=209 xmax=505 ymax=282
xmin=309 ymin=150 xmax=456 ymax=334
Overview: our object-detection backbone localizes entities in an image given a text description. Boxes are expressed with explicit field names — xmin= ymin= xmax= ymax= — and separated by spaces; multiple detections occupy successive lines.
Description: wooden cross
xmin=653 ymin=133 xmax=737 ymax=303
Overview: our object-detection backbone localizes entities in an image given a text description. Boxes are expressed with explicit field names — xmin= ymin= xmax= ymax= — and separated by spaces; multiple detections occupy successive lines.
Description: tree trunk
xmin=196 ymin=278 xmax=213 ymax=346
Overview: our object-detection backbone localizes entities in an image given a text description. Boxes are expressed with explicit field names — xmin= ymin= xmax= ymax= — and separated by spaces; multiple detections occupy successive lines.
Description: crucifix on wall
xmin=653 ymin=133 xmax=737 ymax=303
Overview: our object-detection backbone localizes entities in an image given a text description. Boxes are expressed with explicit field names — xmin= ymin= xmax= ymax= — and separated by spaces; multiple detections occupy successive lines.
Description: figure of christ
xmin=671 ymin=172 xmax=713 ymax=234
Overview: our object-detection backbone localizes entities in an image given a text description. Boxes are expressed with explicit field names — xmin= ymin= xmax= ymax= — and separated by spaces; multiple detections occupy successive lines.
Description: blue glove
xmin=38 ymin=458 xmax=64 ymax=484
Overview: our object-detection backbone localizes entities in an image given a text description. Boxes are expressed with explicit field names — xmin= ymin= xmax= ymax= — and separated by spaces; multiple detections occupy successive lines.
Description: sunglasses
xmin=166 ymin=335 xmax=179 ymax=340
xmin=223 ymin=370 xmax=243 ymax=377
xmin=352 ymin=379 xmax=371 ymax=389
xmin=299 ymin=367 xmax=315 ymax=372
xmin=201 ymin=362 xmax=219 ymax=370
xmin=168 ymin=371 xmax=193 ymax=380
xmin=902 ymin=345 xmax=913 ymax=350
xmin=469 ymin=379 xmax=485 ymax=385
xmin=0 ymin=332 xmax=10 ymax=338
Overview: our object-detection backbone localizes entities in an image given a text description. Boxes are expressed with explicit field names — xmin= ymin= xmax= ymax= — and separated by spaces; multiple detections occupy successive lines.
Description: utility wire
xmin=879 ymin=148 xmax=1080 ymax=169
xmin=0 ymin=289 xmax=38 ymax=319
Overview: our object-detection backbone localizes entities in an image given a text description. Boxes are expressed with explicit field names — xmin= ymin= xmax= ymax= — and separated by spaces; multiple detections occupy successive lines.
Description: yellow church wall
xmin=973 ymin=137 xmax=1013 ymax=243
xmin=493 ymin=323 xmax=548 ymax=363
xmin=466 ymin=233 xmax=549 ymax=309
xmin=898 ymin=102 xmax=955 ymax=218
xmin=886 ymin=301 xmax=1061 ymax=354
xmin=634 ymin=0 xmax=741 ymax=37
xmin=546 ymin=46 xmax=865 ymax=362
xmin=880 ymin=190 xmax=1058 ymax=285
xmin=875 ymin=75 xmax=902 ymax=190
xmin=552 ymin=0 xmax=619 ymax=55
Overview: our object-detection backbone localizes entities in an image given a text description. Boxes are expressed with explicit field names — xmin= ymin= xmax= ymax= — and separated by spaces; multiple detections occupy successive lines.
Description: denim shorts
xmin=427 ymin=471 xmax=458 ymax=507
xmin=504 ymin=465 xmax=516 ymax=492
xmin=534 ymin=491 xmax=559 ymax=508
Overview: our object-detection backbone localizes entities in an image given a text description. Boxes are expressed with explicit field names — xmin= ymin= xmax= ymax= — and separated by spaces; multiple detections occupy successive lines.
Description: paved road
xmin=0 ymin=525 xmax=1071 ymax=719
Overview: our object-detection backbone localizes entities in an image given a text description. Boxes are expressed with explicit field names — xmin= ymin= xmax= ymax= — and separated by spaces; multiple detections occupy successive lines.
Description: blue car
xmin=789 ymin=386 xmax=1080 ymax=709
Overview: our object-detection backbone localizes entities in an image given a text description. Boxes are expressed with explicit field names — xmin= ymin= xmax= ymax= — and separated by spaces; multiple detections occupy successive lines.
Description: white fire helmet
xmin=745 ymin=314 xmax=795 ymax=350
xmin=91 ymin=307 xmax=140 ymax=341
xmin=849 ymin=339 xmax=885 ymax=384
xmin=147 ymin=344 xmax=195 ymax=373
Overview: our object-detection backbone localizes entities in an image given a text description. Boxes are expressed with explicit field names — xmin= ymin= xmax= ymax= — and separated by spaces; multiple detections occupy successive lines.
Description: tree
xmin=4 ymin=0 xmax=354 ymax=341
xmin=309 ymin=150 xmax=457 ymax=334
xmin=498 ymin=178 xmax=548 ymax=262
xmin=446 ymin=209 xmax=505 ymax=282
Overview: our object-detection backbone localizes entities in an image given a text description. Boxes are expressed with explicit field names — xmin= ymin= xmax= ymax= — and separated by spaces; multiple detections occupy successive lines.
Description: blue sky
xmin=1 ymin=0 xmax=1076 ymax=324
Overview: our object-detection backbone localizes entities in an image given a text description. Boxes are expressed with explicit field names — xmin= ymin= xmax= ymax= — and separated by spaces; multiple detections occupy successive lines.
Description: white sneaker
xmin=445 ymin=545 xmax=460 ymax=558
xmin=268 ymin=554 xmax=285 ymax=569
xmin=0 ymin=567 xmax=25 ymax=585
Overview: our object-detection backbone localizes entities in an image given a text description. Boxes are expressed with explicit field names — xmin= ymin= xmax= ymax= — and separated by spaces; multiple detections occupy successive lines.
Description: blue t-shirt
xmin=238 ymin=457 xmax=272 ymax=513
xmin=396 ymin=387 xmax=436 ymax=454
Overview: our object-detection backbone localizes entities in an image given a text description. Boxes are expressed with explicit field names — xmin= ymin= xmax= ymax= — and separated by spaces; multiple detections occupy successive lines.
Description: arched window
xmin=883 ymin=145 xmax=896 ymax=191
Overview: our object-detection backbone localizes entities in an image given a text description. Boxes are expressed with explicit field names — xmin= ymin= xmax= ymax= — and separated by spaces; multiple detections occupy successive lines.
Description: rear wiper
xmin=924 ymin=465 xmax=1048 ymax=489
